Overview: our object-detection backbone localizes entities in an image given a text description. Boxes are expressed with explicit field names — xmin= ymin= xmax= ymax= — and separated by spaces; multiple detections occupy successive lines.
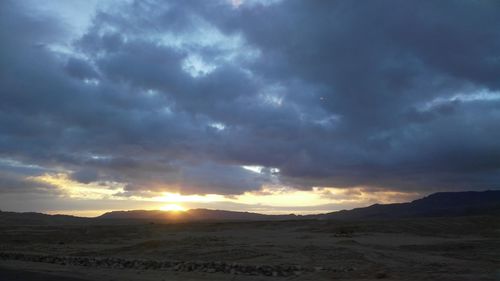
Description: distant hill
xmin=98 ymin=208 xmax=298 ymax=222
xmin=318 ymin=190 xmax=500 ymax=220
xmin=98 ymin=190 xmax=500 ymax=221
xmin=2 ymin=190 xmax=499 ymax=225
xmin=0 ymin=211 xmax=89 ymax=225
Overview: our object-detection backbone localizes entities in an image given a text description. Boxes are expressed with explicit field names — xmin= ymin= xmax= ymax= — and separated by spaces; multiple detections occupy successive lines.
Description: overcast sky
xmin=1 ymin=0 xmax=500 ymax=216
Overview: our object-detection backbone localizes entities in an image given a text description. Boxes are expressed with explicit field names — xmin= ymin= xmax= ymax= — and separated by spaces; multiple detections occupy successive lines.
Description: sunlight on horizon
xmin=159 ymin=204 xmax=187 ymax=212
xmin=27 ymin=172 xmax=420 ymax=217
xmin=153 ymin=192 xmax=225 ymax=203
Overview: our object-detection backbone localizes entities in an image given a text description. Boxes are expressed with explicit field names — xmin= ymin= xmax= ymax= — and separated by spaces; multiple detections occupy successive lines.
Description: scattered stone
xmin=0 ymin=251 xmax=349 ymax=277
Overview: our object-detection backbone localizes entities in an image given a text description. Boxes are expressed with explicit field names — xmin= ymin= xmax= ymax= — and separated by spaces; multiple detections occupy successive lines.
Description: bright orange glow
xmin=153 ymin=192 xmax=224 ymax=203
xmin=159 ymin=204 xmax=187 ymax=212
xmin=28 ymin=172 xmax=421 ymax=216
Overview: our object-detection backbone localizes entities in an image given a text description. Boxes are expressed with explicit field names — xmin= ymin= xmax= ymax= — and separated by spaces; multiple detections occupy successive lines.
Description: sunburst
xmin=159 ymin=204 xmax=186 ymax=212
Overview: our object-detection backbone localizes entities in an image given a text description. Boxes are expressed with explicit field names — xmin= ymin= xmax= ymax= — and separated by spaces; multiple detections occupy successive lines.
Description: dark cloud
xmin=1 ymin=0 xmax=500 ymax=208
xmin=65 ymin=57 xmax=99 ymax=80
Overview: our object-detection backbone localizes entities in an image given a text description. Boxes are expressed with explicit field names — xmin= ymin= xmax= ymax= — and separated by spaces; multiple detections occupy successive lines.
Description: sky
xmin=1 ymin=0 xmax=500 ymax=217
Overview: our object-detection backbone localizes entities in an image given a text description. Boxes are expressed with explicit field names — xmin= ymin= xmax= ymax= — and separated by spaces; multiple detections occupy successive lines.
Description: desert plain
xmin=1 ymin=216 xmax=499 ymax=281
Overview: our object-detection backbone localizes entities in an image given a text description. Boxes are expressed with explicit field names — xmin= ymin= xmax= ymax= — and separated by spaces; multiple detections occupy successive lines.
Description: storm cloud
xmin=1 ymin=0 xmax=500 ymax=208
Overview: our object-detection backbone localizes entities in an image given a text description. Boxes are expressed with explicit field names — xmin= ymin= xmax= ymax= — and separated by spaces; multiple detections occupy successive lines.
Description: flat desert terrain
xmin=1 ymin=216 xmax=499 ymax=281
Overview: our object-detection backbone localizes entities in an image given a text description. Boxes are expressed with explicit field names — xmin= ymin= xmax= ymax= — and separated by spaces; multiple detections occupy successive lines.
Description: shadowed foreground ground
xmin=0 ymin=267 xmax=91 ymax=281
xmin=0 ymin=216 xmax=499 ymax=280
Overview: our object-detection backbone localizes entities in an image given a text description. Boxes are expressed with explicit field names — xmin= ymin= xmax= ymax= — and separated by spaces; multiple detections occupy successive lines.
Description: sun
xmin=159 ymin=204 xmax=187 ymax=212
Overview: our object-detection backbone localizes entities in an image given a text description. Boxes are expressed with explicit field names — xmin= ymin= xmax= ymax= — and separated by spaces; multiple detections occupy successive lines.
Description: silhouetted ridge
xmin=1 ymin=190 xmax=499 ymax=224
xmin=321 ymin=190 xmax=500 ymax=220
xmin=0 ymin=211 xmax=89 ymax=225
xmin=97 ymin=208 xmax=298 ymax=221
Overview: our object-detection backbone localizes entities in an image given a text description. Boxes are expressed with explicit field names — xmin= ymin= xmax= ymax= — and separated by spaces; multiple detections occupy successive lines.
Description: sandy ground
xmin=1 ymin=216 xmax=499 ymax=280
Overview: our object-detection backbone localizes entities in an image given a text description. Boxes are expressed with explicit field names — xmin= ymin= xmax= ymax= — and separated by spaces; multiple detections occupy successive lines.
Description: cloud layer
xmin=1 ymin=0 xmax=500 ymax=212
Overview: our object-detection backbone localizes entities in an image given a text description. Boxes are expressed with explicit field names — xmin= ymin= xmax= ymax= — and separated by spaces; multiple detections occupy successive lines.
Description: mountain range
xmin=316 ymin=190 xmax=500 ymax=220
xmin=1 ymin=190 xmax=499 ymax=225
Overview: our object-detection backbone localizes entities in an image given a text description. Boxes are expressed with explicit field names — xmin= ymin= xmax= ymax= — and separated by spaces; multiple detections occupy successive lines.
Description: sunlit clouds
xmin=31 ymin=173 xmax=124 ymax=200
xmin=21 ymin=172 xmax=420 ymax=216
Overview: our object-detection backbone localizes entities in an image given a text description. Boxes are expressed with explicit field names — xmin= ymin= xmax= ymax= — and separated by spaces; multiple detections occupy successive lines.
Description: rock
xmin=0 ymin=251 xmax=315 ymax=277
xmin=314 ymin=266 xmax=323 ymax=272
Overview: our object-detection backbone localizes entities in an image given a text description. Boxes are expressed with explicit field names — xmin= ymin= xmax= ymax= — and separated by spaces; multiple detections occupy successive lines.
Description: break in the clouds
xmin=1 ymin=0 xmax=500 ymax=213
